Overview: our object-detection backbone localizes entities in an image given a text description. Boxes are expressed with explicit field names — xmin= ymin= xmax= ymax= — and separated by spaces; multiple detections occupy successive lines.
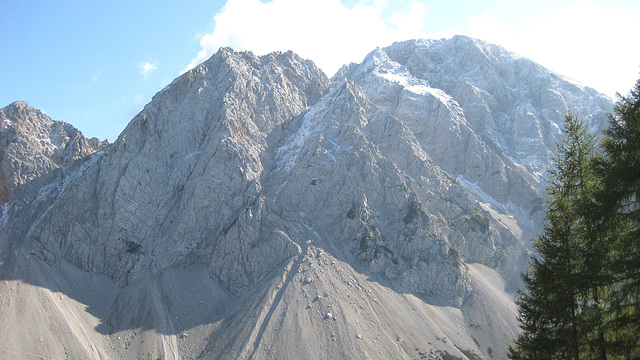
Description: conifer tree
xmin=510 ymin=114 xmax=598 ymax=359
xmin=511 ymin=78 xmax=640 ymax=359
xmin=594 ymin=78 xmax=640 ymax=358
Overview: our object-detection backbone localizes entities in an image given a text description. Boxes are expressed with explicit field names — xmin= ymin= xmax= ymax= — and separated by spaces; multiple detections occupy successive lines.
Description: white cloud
xmin=469 ymin=12 xmax=513 ymax=42
xmin=469 ymin=0 xmax=640 ymax=97
xmin=389 ymin=1 xmax=428 ymax=35
xmin=185 ymin=0 xmax=447 ymax=76
xmin=138 ymin=61 xmax=158 ymax=77
xmin=185 ymin=0 xmax=638 ymax=98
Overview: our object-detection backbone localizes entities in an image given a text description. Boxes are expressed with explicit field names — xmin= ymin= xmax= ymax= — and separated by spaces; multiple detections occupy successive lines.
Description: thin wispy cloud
xmin=138 ymin=61 xmax=158 ymax=77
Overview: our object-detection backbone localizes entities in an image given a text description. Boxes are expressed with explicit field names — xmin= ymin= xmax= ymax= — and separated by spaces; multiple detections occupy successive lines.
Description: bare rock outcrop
xmin=0 ymin=37 xmax=614 ymax=360
xmin=0 ymin=101 xmax=107 ymax=202
xmin=338 ymin=36 xmax=612 ymax=230
xmin=14 ymin=49 xmax=330 ymax=291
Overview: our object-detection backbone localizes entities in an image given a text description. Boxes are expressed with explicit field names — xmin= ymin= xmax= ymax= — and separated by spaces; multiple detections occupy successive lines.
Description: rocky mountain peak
xmin=2 ymin=100 xmax=50 ymax=126
xmin=335 ymin=36 xmax=613 ymax=235
xmin=381 ymin=36 xmax=612 ymax=163
xmin=0 ymin=101 xmax=107 ymax=203
xmin=5 ymin=47 xmax=330 ymax=291
xmin=0 ymin=38 xmax=615 ymax=359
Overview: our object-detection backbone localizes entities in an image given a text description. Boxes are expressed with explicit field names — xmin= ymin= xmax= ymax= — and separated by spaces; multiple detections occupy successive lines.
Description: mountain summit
xmin=0 ymin=37 xmax=613 ymax=359
xmin=0 ymin=101 xmax=107 ymax=203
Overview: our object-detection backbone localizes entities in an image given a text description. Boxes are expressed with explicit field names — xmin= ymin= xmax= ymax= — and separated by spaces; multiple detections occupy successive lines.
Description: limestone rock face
xmin=0 ymin=38 xmax=614 ymax=360
xmin=13 ymin=49 xmax=330 ymax=291
xmin=337 ymin=36 xmax=612 ymax=230
xmin=267 ymin=78 xmax=516 ymax=307
xmin=0 ymin=101 xmax=107 ymax=202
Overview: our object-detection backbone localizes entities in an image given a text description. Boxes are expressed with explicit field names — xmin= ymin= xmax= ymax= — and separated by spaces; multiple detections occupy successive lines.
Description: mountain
xmin=338 ymin=36 xmax=611 ymax=230
xmin=0 ymin=101 xmax=107 ymax=203
xmin=0 ymin=36 xmax=613 ymax=360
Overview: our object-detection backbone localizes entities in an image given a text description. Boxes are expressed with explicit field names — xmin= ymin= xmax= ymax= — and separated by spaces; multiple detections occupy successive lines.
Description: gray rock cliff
xmin=0 ymin=101 xmax=107 ymax=203
xmin=337 ymin=36 xmax=612 ymax=233
xmin=15 ymin=49 xmax=330 ymax=291
xmin=0 ymin=37 xmax=614 ymax=360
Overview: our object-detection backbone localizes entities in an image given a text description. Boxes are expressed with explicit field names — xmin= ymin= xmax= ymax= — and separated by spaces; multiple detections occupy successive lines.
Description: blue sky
xmin=1 ymin=0 xmax=639 ymax=141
